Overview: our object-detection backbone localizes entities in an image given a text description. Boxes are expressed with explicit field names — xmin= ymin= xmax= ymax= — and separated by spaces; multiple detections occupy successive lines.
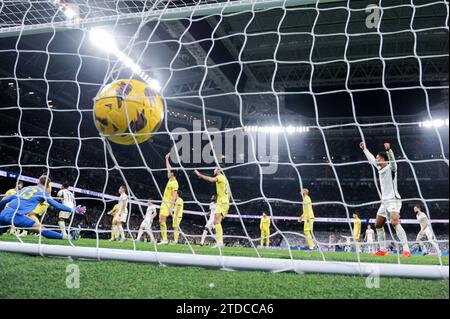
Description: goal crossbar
xmin=0 ymin=241 xmax=447 ymax=280
xmin=0 ymin=0 xmax=344 ymax=38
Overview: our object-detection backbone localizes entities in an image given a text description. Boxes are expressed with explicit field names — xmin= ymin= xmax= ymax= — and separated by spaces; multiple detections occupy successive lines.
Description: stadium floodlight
xmin=89 ymin=28 xmax=161 ymax=93
xmin=49 ymin=1 xmax=78 ymax=20
xmin=63 ymin=7 xmax=77 ymax=19
xmin=418 ymin=118 xmax=449 ymax=128
xmin=148 ymin=79 xmax=162 ymax=92
xmin=89 ymin=28 xmax=118 ymax=52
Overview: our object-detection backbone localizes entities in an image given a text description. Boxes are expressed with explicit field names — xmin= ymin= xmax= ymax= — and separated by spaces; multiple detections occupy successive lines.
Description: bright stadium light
xmin=418 ymin=118 xmax=449 ymax=128
xmin=89 ymin=28 xmax=118 ymax=52
xmin=50 ymin=1 xmax=79 ymax=20
xmin=244 ymin=125 xmax=309 ymax=134
xmin=63 ymin=7 xmax=77 ymax=19
xmin=89 ymin=28 xmax=161 ymax=93
xmin=148 ymin=79 xmax=162 ymax=92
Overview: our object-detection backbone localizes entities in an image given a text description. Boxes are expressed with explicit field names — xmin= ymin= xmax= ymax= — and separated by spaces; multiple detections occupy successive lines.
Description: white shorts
xmin=140 ymin=219 xmax=153 ymax=229
xmin=116 ymin=212 xmax=128 ymax=223
xmin=376 ymin=199 xmax=402 ymax=219
xmin=367 ymin=239 xmax=374 ymax=244
xmin=59 ymin=211 xmax=71 ymax=219
xmin=205 ymin=214 xmax=215 ymax=230
xmin=417 ymin=228 xmax=433 ymax=241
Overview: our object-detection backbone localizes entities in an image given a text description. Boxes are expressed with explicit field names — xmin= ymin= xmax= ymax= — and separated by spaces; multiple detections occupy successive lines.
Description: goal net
xmin=0 ymin=0 xmax=448 ymax=280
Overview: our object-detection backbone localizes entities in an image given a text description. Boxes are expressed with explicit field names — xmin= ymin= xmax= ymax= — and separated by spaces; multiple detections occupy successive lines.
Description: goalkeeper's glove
xmin=73 ymin=205 xmax=86 ymax=215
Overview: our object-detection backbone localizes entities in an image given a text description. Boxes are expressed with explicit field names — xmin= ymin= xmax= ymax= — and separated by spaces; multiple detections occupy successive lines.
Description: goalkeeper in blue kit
xmin=0 ymin=175 xmax=86 ymax=240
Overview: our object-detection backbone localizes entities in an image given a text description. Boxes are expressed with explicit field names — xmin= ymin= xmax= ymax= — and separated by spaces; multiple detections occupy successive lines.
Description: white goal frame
xmin=0 ymin=241 xmax=448 ymax=280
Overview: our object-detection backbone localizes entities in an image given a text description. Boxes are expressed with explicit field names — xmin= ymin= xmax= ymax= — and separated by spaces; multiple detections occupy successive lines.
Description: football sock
xmin=376 ymin=227 xmax=386 ymax=251
xmin=394 ymin=224 xmax=409 ymax=252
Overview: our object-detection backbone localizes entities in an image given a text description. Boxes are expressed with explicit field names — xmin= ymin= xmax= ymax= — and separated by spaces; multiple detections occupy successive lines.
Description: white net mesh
xmin=0 ymin=0 xmax=448 ymax=279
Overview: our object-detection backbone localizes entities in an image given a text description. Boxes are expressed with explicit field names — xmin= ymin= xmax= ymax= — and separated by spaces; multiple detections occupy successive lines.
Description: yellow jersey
xmin=216 ymin=174 xmax=230 ymax=203
xmin=32 ymin=201 xmax=49 ymax=216
xmin=112 ymin=204 xmax=119 ymax=216
xmin=4 ymin=188 xmax=17 ymax=198
xmin=174 ymin=197 xmax=184 ymax=218
xmin=354 ymin=217 xmax=361 ymax=238
xmin=163 ymin=178 xmax=179 ymax=203
xmin=301 ymin=195 xmax=314 ymax=221
xmin=260 ymin=216 xmax=271 ymax=230
xmin=3 ymin=188 xmax=18 ymax=208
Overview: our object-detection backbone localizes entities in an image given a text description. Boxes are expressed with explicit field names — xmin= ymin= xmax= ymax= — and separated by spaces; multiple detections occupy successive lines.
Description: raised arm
xmin=194 ymin=170 xmax=217 ymax=183
xmin=360 ymin=142 xmax=378 ymax=168
xmin=384 ymin=143 xmax=397 ymax=172
xmin=46 ymin=198 xmax=73 ymax=212
xmin=165 ymin=153 xmax=172 ymax=179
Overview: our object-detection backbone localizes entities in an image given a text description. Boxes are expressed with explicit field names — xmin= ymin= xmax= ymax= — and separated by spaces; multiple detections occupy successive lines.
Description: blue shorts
xmin=0 ymin=209 xmax=36 ymax=229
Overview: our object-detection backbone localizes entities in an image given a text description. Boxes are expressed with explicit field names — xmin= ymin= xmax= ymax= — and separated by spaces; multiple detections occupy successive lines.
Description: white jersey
xmin=209 ymin=202 xmax=217 ymax=215
xmin=205 ymin=202 xmax=217 ymax=229
xmin=365 ymin=229 xmax=375 ymax=242
xmin=144 ymin=205 xmax=157 ymax=223
xmin=416 ymin=212 xmax=429 ymax=229
xmin=363 ymin=148 xmax=401 ymax=201
xmin=118 ymin=194 xmax=128 ymax=214
xmin=57 ymin=189 xmax=76 ymax=209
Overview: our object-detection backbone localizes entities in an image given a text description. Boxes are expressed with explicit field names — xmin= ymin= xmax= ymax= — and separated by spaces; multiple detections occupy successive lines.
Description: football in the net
xmin=93 ymin=79 xmax=164 ymax=145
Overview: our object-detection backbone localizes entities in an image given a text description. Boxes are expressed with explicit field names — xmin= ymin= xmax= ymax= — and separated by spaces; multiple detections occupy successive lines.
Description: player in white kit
xmin=342 ymin=235 xmax=352 ymax=252
xmin=364 ymin=224 xmax=375 ymax=253
xmin=200 ymin=195 xmax=217 ymax=246
xmin=114 ymin=185 xmax=128 ymax=242
xmin=57 ymin=182 xmax=76 ymax=236
xmin=135 ymin=198 xmax=157 ymax=243
xmin=360 ymin=142 xmax=410 ymax=257
xmin=414 ymin=205 xmax=439 ymax=255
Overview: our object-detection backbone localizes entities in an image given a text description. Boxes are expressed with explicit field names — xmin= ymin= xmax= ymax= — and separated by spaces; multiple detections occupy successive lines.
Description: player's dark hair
xmin=62 ymin=182 xmax=70 ymax=189
xmin=17 ymin=180 xmax=24 ymax=186
xmin=377 ymin=152 xmax=388 ymax=161
xmin=120 ymin=185 xmax=127 ymax=192
xmin=147 ymin=197 xmax=153 ymax=201
xmin=177 ymin=190 xmax=182 ymax=197
xmin=414 ymin=204 xmax=422 ymax=210
xmin=353 ymin=212 xmax=360 ymax=217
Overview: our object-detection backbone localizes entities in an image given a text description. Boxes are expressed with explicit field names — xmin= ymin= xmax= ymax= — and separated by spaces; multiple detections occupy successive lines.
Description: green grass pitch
xmin=0 ymin=236 xmax=448 ymax=299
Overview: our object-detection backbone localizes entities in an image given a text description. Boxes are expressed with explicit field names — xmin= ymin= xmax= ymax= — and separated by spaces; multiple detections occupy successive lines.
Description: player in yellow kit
xmin=171 ymin=190 xmax=184 ymax=244
xmin=260 ymin=212 xmax=271 ymax=247
xmin=3 ymin=180 xmax=24 ymax=235
xmin=21 ymin=201 xmax=50 ymax=236
xmin=195 ymin=168 xmax=230 ymax=248
xmin=107 ymin=203 xmax=119 ymax=241
xmin=299 ymin=188 xmax=315 ymax=250
xmin=353 ymin=212 xmax=362 ymax=253
xmin=159 ymin=153 xmax=179 ymax=245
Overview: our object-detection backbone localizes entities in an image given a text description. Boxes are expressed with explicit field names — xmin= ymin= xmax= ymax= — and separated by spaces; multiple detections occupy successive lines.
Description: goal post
xmin=0 ymin=241 xmax=448 ymax=280
xmin=0 ymin=0 xmax=344 ymax=38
